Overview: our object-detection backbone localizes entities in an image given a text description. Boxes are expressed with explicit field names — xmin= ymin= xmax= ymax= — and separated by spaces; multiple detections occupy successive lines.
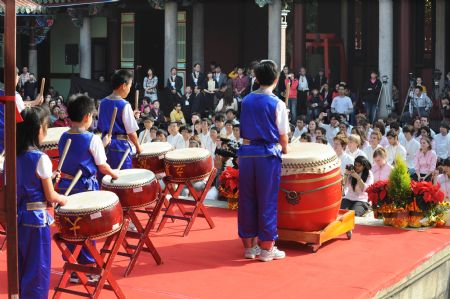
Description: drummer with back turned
xmin=238 ymin=60 xmax=289 ymax=262
xmin=98 ymin=70 xmax=142 ymax=171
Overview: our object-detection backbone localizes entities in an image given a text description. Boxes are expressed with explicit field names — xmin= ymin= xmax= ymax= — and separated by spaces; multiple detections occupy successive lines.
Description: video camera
xmin=215 ymin=138 xmax=239 ymax=159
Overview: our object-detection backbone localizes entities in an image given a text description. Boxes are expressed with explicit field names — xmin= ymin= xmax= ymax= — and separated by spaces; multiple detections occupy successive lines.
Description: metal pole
xmin=4 ymin=0 xmax=19 ymax=298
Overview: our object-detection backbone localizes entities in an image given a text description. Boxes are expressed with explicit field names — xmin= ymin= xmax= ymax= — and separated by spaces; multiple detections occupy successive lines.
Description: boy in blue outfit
xmin=237 ymin=60 xmax=289 ymax=262
xmin=17 ymin=106 xmax=68 ymax=298
xmin=58 ymin=95 xmax=119 ymax=281
xmin=98 ymin=70 xmax=142 ymax=170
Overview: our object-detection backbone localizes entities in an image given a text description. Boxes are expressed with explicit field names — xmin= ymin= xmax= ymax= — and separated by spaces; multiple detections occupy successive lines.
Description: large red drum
xmin=102 ymin=169 xmax=159 ymax=209
xmin=278 ymin=143 xmax=342 ymax=232
xmin=164 ymin=148 xmax=213 ymax=183
xmin=132 ymin=142 xmax=173 ymax=173
xmin=55 ymin=191 xmax=123 ymax=241
xmin=42 ymin=127 xmax=69 ymax=171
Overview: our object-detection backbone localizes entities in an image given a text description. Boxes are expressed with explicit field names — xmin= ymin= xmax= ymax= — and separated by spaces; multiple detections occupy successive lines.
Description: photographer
xmin=362 ymin=71 xmax=382 ymax=123
xmin=409 ymin=86 xmax=433 ymax=118
xmin=341 ymin=156 xmax=374 ymax=216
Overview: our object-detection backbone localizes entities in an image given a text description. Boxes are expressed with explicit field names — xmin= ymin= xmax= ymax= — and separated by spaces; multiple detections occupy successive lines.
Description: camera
xmin=345 ymin=164 xmax=354 ymax=171
xmin=215 ymin=138 xmax=239 ymax=158
xmin=381 ymin=75 xmax=388 ymax=84
xmin=408 ymin=73 xmax=415 ymax=85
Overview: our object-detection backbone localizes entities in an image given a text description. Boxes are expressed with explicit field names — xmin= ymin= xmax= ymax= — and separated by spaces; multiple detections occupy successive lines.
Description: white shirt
xmin=89 ymin=134 xmax=108 ymax=165
xmin=319 ymin=123 xmax=340 ymax=144
xmin=337 ymin=152 xmax=354 ymax=175
xmin=167 ymin=133 xmax=185 ymax=149
xmin=138 ymin=129 xmax=152 ymax=144
xmin=344 ymin=171 xmax=374 ymax=203
xmin=437 ymin=174 xmax=450 ymax=201
xmin=204 ymin=136 xmax=217 ymax=159
xmin=331 ymin=96 xmax=353 ymax=114
xmin=434 ymin=133 xmax=450 ymax=159
xmin=200 ymin=132 xmax=209 ymax=148
xmin=225 ymin=133 xmax=235 ymax=141
xmin=363 ymin=144 xmax=382 ymax=164
xmin=402 ymin=138 xmax=420 ymax=169
xmin=275 ymin=99 xmax=290 ymax=136
xmin=385 ymin=144 xmax=407 ymax=165
xmin=37 ymin=153 xmax=53 ymax=179
xmin=297 ymin=75 xmax=309 ymax=91
xmin=16 ymin=93 xmax=25 ymax=112
xmin=292 ymin=127 xmax=307 ymax=140
xmin=346 ymin=148 xmax=367 ymax=160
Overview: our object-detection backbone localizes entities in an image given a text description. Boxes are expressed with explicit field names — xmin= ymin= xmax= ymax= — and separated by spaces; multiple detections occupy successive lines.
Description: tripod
xmin=372 ymin=80 xmax=393 ymax=124
xmin=399 ymin=80 xmax=415 ymax=124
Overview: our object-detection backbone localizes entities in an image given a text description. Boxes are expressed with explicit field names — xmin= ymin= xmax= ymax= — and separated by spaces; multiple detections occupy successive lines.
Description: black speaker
xmin=65 ymin=44 xmax=79 ymax=65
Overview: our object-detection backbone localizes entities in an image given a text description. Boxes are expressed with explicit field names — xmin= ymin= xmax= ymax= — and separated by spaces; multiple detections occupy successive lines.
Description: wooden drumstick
xmin=64 ymin=170 xmax=83 ymax=196
xmin=57 ymin=139 xmax=71 ymax=173
xmin=135 ymin=89 xmax=139 ymax=111
xmin=39 ymin=78 xmax=46 ymax=99
xmin=117 ymin=148 xmax=131 ymax=171
xmin=108 ymin=107 xmax=118 ymax=138
xmin=140 ymin=129 xmax=148 ymax=145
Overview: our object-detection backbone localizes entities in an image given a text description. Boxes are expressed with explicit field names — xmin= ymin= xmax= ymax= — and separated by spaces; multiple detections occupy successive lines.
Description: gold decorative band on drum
xmin=55 ymin=191 xmax=124 ymax=242
xmin=133 ymin=142 xmax=173 ymax=174
xmin=164 ymin=148 xmax=213 ymax=183
xmin=280 ymin=178 xmax=342 ymax=206
xmin=102 ymin=169 xmax=159 ymax=209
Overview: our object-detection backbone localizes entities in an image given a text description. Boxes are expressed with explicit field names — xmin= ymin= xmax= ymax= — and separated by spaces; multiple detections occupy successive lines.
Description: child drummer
xmin=98 ymin=70 xmax=142 ymax=170
xmin=58 ymin=94 xmax=119 ymax=282
xmin=17 ymin=107 xmax=68 ymax=298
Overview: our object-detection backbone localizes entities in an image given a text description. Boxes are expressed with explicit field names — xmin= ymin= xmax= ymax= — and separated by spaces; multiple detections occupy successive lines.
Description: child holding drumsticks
xmin=16 ymin=106 xmax=68 ymax=299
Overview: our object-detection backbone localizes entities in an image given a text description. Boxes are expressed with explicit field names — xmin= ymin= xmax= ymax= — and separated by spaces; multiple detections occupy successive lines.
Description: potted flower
xmin=386 ymin=156 xmax=411 ymax=228
xmin=366 ymin=180 xmax=389 ymax=219
xmin=410 ymin=181 xmax=445 ymax=227
xmin=218 ymin=166 xmax=239 ymax=210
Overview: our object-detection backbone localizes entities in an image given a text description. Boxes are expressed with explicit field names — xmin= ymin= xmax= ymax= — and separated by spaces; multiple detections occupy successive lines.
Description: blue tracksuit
xmin=237 ymin=92 xmax=282 ymax=241
xmin=58 ymin=131 xmax=98 ymax=264
xmin=17 ymin=150 xmax=53 ymax=299
xmin=98 ymin=98 xmax=132 ymax=170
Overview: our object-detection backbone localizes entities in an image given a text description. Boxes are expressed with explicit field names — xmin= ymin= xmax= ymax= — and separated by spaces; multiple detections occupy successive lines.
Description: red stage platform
xmin=1 ymin=207 xmax=450 ymax=298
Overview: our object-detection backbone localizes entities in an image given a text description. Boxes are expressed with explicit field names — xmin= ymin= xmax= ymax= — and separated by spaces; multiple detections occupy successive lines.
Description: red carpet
xmin=1 ymin=207 xmax=450 ymax=298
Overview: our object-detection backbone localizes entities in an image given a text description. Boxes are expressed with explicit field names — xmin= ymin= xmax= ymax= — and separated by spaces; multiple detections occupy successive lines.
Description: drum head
xmin=59 ymin=191 xmax=119 ymax=214
xmin=165 ymin=148 xmax=210 ymax=161
xmin=102 ymin=169 xmax=156 ymax=188
xmin=42 ymin=127 xmax=69 ymax=147
xmin=282 ymin=143 xmax=340 ymax=175
xmin=140 ymin=142 xmax=173 ymax=156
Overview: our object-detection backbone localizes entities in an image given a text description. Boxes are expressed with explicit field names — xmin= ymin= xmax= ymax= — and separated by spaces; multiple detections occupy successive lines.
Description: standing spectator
xmin=320 ymin=83 xmax=332 ymax=106
xmin=181 ymin=86 xmax=193 ymax=121
xmin=248 ymin=68 xmax=260 ymax=93
xmin=23 ymin=73 xmax=38 ymax=100
xmin=166 ymin=67 xmax=183 ymax=107
xmin=232 ymin=67 xmax=248 ymax=100
xmin=204 ymin=72 xmax=218 ymax=112
xmin=296 ymin=67 xmax=312 ymax=116
xmin=277 ymin=65 xmax=289 ymax=98
xmin=402 ymin=125 xmax=420 ymax=175
xmin=167 ymin=121 xmax=185 ymax=149
xmin=341 ymin=156 xmax=374 ymax=216
xmin=372 ymin=148 xmax=393 ymax=182
xmin=385 ymin=130 xmax=407 ymax=165
xmin=189 ymin=63 xmax=205 ymax=89
xmin=216 ymin=88 xmax=238 ymax=113
xmin=415 ymin=77 xmax=428 ymax=95
xmin=170 ymin=102 xmax=186 ymax=124
xmin=313 ymin=69 xmax=327 ymax=90
xmin=409 ymin=86 xmax=433 ymax=118
xmin=191 ymin=85 xmax=204 ymax=116
xmin=214 ymin=65 xmax=228 ymax=88
xmin=150 ymin=100 xmax=165 ymax=126
xmin=284 ymin=73 xmax=298 ymax=120
xmin=362 ymin=71 xmax=382 ymax=123
xmin=413 ymin=137 xmax=437 ymax=182
xmin=307 ymin=88 xmax=324 ymax=121
xmin=434 ymin=121 xmax=450 ymax=163
xmin=143 ymin=68 xmax=158 ymax=103
xmin=331 ymin=84 xmax=353 ymax=115
xmin=18 ymin=66 xmax=30 ymax=88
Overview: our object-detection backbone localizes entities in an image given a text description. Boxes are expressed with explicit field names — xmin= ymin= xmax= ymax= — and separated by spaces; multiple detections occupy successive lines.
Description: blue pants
xmin=365 ymin=101 xmax=377 ymax=122
xmin=288 ymin=99 xmax=297 ymax=122
xmin=18 ymin=225 xmax=51 ymax=299
xmin=238 ymin=155 xmax=281 ymax=241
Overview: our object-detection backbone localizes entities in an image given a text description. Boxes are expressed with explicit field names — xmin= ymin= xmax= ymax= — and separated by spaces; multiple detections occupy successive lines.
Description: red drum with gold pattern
xmin=278 ymin=143 xmax=342 ymax=232
xmin=164 ymin=148 xmax=213 ymax=183
xmin=41 ymin=127 xmax=69 ymax=171
xmin=102 ymin=169 xmax=159 ymax=209
xmin=132 ymin=142 xmax=173 ymax=174
xmin=55 ymin=191 xmax=123 ymax=241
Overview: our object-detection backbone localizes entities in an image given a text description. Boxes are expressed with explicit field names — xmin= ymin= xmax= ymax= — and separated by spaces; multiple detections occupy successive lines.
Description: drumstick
xmin=108 ymin=107 xmax=118 ymax=137
xmin=57 ymin=139 xmax=71 ymax=173
xmin=64 ymin=170 xmax=83 ymax=196
xmin=117 ymin=148 xmax=131 ymax=171
xmin=39 ymin=78 xmax=46 ymax=99
xmin=140 ymin=129 xmax=148 ymax=145
xmin=135 ymin=89 xmax=139 ymax=111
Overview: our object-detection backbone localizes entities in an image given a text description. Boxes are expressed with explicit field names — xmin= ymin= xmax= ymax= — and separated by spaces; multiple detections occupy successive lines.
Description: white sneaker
xmin=244 ymin=245 xmax=261 ymax=259
xmin=259 ymin=246 xmax=286 ymax=262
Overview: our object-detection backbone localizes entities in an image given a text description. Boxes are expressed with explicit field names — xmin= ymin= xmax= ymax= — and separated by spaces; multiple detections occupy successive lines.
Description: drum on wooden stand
xmin=102 ymin=169 xmax=159 ymax=209
xmin=55 ymin=191 xmax=123 ymax=242
xmin=164 ymin=148 xmax=213 ymax=183
xmin=133 ymin=142 xmax=173 ymax=174
xmin=278 ymin=143 xmax=342 ymax=232
xmin=42 ymin=127 xmax=69 ymax=170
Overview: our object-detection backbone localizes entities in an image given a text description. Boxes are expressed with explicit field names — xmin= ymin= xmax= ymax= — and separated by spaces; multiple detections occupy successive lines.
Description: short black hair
xmin=390 ymin=122 xmax=400 ymax=131
xmin=386 ymin=129 xmax=398 ymax=138
xmin=210 ymin=127 xmax=220 ymax=134
xmin=254 ymin=60 xmax=278 ymax=86
xmin=402 ymin=124 xmax=414 ymax=134
xmin=233 ymin=123 xmax=240 ymax=129
xmin=156 ymin=129 xmax=168 ymax=137
xmin=67 ymin=94 xmax=95 ymax=122
xmin=180 ymin=126 xmax=192 ymax=133
xmin=17 ymin=106 xmax=50 ymax=155
xmin=111 ymin=69 xmax=133 ymax=90
xmin=316 ymin=127 xmax=326 ymax=135
xmin=440 ymin=121 xmax=450 ymax=131
xmin=226 ymin=109 xmax=236 ymax=115
xmin=296 ymin=115 xmax=306 ymax=122
xmin=225 ymin=120 xmax=234 ymax=126
xmin=215 ymin=114 xmax=225 ymax=122
xmin=415 ymin=85 xmax=423 ymax=92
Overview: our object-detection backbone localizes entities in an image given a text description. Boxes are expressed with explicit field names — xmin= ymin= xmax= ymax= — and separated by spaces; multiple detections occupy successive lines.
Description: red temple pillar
xmin=293 ymin=0 xmax=306 ymax=70
xmin=398 ymin=0 xmax=412 ymax=112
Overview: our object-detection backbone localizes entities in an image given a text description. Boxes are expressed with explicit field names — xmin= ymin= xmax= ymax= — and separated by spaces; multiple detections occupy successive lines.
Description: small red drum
xmin=164 ymin=148 xmax=213 ymax=183
xmin=102 ymin=169 xmax=159 ymax=209
xmin=278 ymin=143 xmax=342 ymax=232
xmin=133 ymin=142 xmax=173 ymax=173
xmin=55 ymin=191 xmax=123 ymax=242
xmin=42 ymin=127 xmax=69 ymax=171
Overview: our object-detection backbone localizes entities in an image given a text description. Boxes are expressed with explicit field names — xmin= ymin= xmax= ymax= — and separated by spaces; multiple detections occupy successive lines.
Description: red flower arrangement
xmin=410 ymin=181 xmax=445 ymax=217
xmin=366 ymin=180 xmax=389 ymax=209
xmin=218 ymin=167 xmax=239 ymax=210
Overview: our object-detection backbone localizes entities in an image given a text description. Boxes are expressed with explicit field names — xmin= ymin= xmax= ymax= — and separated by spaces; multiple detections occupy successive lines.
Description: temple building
xmin=0 ymin=0 xmax=448 ymax=118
